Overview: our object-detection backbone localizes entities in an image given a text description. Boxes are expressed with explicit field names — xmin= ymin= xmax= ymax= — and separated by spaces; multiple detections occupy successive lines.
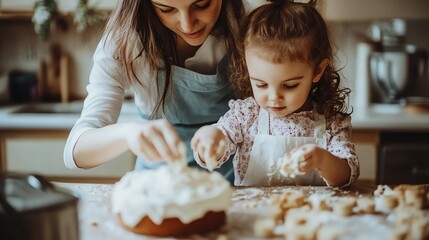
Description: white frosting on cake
xmin=111 ymin=164 xmax=232 ymax=226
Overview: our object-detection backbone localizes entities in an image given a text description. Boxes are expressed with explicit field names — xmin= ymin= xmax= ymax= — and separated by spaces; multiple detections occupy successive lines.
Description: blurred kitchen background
xmin=0 ymin=0 xmax=428 ymax=185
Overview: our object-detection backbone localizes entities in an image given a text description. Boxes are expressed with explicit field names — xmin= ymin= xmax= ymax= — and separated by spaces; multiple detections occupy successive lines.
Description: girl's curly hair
xmin=229 ymin=0 xmax=351 ymax=118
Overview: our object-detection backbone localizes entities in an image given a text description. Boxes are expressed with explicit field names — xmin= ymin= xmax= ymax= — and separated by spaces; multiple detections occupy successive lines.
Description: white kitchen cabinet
xmin=0 ymin=0 xmax=118 ymax=13
xmin=0 ymin=0 xmax=34 ymax=12
xmin=319 ymin=0 xmax=429 ymax=21
xmin=0 ymin=130 xmax=135 ymax=183
xmin=352 ymin=130 xmax=379 ymax=183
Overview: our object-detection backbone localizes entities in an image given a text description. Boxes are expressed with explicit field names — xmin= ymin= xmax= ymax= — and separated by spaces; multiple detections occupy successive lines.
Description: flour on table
xmin=232 ymin=188 xmax=264 ymax=201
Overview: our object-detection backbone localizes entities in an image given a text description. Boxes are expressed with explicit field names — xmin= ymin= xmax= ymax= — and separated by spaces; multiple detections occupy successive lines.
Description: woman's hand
xmin=191 ymin=126 xmax=226 ymax=166
xmin=125 ymin=119 xmax=184 ymax=162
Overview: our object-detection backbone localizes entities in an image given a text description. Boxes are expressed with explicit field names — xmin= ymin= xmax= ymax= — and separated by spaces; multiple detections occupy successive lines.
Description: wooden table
xmin=55 ymin=183 xmax=428 ymax=240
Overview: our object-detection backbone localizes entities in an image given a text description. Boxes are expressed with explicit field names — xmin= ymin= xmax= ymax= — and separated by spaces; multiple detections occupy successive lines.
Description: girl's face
xmin=245 ymin=50 xmax=328 ymax=118
xmin=151 ymin=0 xmax=222 ymax=46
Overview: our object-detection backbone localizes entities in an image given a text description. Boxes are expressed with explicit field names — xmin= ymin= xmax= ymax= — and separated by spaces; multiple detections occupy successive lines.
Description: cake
xmin=111 ymin=163 xmax=232 ymax=237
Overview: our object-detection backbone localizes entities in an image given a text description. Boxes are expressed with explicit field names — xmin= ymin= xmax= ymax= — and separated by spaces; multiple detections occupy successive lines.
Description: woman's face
xmin=151 ymin=0 xmax=222 ymax=46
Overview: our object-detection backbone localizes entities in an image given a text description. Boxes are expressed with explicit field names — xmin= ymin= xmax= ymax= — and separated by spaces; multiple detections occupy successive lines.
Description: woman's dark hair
xmin=230 ymin=0 xmax=351 ymax=117
xmin=104 ymin=0 xmax=244 ymax=119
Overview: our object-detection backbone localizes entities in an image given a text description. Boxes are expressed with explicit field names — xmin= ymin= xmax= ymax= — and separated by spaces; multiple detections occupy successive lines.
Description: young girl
xmin=191 ymin=0 xmax=360 ymax=187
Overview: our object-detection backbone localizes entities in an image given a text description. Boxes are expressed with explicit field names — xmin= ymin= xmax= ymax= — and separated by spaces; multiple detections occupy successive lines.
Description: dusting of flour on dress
xmin=111 ymin=164 xmax=232 ymax=227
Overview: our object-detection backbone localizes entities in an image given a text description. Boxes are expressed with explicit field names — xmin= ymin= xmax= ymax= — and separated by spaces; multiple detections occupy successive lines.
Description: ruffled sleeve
xmin=325 ymin=114 xmax=360 ymax=187
xmin=63 ymin=37 xmax=129 ymax=169
xmin=194 ymin=98 xmax=259 ymax=169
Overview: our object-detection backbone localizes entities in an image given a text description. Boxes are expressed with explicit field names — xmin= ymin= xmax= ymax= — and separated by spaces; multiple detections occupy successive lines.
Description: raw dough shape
xmin=378 ymin=195 xmax=399 ymax=211
xmin=332 ymin=197 xmax=356 ymax=216
xmin=279 ymin=148 xmax=306 ymax=178
xmin=308 ymin=194 xmax=331 ymax=212
xmin=356 ymin=197 xmax=375 ymax=214
xmin=284 ymin=207 xmax=318 ymax=240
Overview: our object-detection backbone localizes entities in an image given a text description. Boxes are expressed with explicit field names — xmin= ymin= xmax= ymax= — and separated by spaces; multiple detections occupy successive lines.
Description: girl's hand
xmin=296 ymin=144 xmax=325 ymax=173
xmin=295 ymin=143 xmax=352 ymax=187
xmin=125 ymin=119 xmax=184 ymax=162
xmin=191 ymin=126 xmax=226 ymax=166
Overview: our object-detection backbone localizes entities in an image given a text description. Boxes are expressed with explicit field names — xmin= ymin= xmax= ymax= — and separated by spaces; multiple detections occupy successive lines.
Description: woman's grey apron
xmin=134 ymin=57 xmax=235 ymax=184
xmin=241 ymin=108 xmax=327 ymax=186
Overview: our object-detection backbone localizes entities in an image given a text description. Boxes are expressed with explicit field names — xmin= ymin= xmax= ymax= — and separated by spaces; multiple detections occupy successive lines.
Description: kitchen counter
xmin=352 ymin=104 xmax=429 ymax=131
xmin=0 ymin=101 xmax=142 ymax=130
xmin=55 ymin=182 xmax=428 ymax=240
xmin=1 ymin=102 xmax=429 ymax=130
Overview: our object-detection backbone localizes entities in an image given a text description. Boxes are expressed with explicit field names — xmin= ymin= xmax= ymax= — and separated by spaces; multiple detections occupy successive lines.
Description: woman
xmin=63 ymin=0 xmax=257 ymax=183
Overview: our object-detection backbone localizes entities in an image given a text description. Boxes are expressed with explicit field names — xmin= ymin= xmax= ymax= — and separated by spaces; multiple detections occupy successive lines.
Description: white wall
xmin=1 ymin=17 xmax=429 ymax=103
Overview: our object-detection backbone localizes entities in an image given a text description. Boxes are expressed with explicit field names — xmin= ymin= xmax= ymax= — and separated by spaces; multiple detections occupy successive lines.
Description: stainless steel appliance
xmin=367 ymin=19 xmax=429 ymax=105
xmin=370 ymin=47 xmax=428 ymax=103
xmin=0 ymin=172 xmax=79 ymax=240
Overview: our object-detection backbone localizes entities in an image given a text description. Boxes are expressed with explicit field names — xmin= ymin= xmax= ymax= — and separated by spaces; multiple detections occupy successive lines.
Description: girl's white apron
xmin=241 ymin=108 xmax=327 ymax=186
